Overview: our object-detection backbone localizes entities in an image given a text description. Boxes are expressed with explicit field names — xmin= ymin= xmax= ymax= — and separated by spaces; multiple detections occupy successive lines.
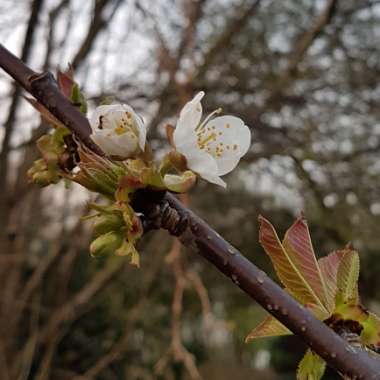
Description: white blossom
xmin=90 ymin=104 xmax=146 ymax=158
xmin=173 ymin=92 xmax=251 ymax=187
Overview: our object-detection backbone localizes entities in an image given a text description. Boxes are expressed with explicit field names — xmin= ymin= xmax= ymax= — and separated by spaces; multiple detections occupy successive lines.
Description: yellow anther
xmin=198 ymin=132 xmax=216 ymax=147
xmin=115 ymin=125 xmax=128 ymax=135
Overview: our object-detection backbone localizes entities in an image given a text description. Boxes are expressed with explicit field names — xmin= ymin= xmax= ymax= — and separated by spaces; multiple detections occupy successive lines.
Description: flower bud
xmin=92 ymin=213 xmax=124 ymax=237
xmin=89 ymin=231 xmax=123 ymax=257
xmin=27 ymin=159 xmax=60 ymax=186
xmin=90 ymin=104 xmax=146 ymax=159
xmin=163 ymin=171 xmax=197 ymax=193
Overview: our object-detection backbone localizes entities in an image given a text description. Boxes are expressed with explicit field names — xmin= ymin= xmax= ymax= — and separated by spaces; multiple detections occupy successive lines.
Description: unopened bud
xmin=163 ymin=170 xmax=197 ymax=193
xmin=90 ymin=231 xmax=123 ymax=257
xmin=93 ymin=213 xmax=124 ymax=237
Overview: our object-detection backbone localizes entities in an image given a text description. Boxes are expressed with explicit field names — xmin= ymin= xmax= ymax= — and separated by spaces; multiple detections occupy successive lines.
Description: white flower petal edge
xmin=90 ymin=104 xmax=146 ymax=158
xmin=173 ymin=91 xmax=204 ymax=147
xmin=173 ymin=92 xmax=251 ymax=187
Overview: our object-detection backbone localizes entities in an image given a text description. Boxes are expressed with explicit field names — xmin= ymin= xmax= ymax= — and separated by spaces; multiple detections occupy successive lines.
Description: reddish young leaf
xmin=318 ymin=248 xmax=359 ymax=312
xmin=57 ymin=66 xmax=75 ymax=99
xmin=318 ymin=250 xmax=345 ymax=312
xmin=283 ymin=216 xmax=328 ymax=310
xmin=258 ymin=216 xmax=328 ymax=312
xmin=245 ymin=315 xmax=291 ymax=342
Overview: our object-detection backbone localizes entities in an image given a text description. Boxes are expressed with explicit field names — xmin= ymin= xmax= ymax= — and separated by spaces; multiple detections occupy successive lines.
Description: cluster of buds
xmin=28 ymin=70 xmax=251 ymax=266
xmin=88 ymin=203 xmax=142 ymax=266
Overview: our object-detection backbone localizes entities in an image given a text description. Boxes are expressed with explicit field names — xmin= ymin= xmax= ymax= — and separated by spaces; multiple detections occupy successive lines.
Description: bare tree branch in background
xmin=0 ymin=0 xmax=44 ymax=247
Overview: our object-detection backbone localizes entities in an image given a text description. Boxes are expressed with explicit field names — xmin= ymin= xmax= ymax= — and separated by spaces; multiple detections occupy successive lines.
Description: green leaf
xmin=336 ymin=250 xmax=359 ymax=305
xmin=71 ymin=83 xmax=88 ymax=114
xmin=297 ymin=350 xmax=326 ymax=380
xmin=332 ymin=304 xmax=380 ymax=349
xmin=360 ymin=312 xmax=380 ymax=349
xmin=245 ymin=315 xmax=291 ymax=342
xmin=335 ymin=303 xmax=368 ymax=323
xmin=258 ymin=216 xmax=328 ymax=312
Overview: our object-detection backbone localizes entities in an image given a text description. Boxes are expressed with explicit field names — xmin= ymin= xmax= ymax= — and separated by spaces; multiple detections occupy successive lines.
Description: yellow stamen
xmin=198 ymin=132 xmax=216 ymax=147
xmin=115 ymin=125 xmax=128 ymax=135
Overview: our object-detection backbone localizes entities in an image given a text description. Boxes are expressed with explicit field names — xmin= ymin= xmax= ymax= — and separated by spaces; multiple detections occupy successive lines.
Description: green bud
xmin=163 ymin=170 xmax=197 ymax=193
xmin=90 ymin=231 xmax=123 ymax=257
xmin=93 ymin=213 xmax=124 ymax=237
xmin=31 ymin=170 xmax=53 ymax=186
xmin=28 ymin=159 xmax=60 ymax=186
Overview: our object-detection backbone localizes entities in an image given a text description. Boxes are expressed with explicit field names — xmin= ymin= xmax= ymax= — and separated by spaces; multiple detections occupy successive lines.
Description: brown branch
xmin=1 ymin=43 xmax=380 ymax=379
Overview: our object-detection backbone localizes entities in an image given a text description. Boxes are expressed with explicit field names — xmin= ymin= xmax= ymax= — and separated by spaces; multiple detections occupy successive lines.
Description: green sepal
xmin=71 ymin=83 xmax=88 ymax=114
xmin=90 ymin=231 xmax=123 ymax=257
xmin=163 ymin=171 xmax=197 ymax=193
xmin=92 ymin=212 xmax=124 ymax=237
xmin=115 ymin=240 xmax=140 ymax=267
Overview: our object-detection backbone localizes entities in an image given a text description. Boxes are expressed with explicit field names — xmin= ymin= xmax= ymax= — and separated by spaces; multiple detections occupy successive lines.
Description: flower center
xmin=197 ymin=131 xmax=216 ymax=149
xmin=114 ymin=111 xmax=138 ymax=137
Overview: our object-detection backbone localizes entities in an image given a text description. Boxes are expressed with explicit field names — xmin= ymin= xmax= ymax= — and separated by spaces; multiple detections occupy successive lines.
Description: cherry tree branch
xmin=1 ymin=42 xmax=380 ymax=379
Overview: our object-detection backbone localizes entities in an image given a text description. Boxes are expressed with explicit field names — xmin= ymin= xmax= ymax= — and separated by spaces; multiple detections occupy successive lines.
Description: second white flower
xmin=173 ymin=92 xmax=251 ymax=187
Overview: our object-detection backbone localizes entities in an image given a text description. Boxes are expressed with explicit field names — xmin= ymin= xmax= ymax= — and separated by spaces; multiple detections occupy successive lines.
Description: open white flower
xmin=173 ymin=92 xmax=251 ymax=187
xmin=90 ymin=104 xmax=146 ymax=158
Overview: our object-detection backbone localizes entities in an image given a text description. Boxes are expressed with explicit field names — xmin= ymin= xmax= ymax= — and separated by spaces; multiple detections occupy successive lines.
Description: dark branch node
xmin=132 ymin=190 xmax=188 ymax=236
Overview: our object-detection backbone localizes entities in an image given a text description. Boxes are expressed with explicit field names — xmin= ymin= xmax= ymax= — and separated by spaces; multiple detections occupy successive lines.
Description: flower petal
xmin=183 ymin=147 xmax=226 ymax=187
xmin=91 ymin=130 xmax=138 ymax=157
xmin=184 ymin=146 xmax=217 ymax=175
xmin=199 ymin=115 xmax=251 ymax=175
xmin=199 ymin=173 xmax=227 ymax=188
xmin=133 ymin=112 xmax=146 ymax=151
xmin=90 ymin=132 xmax=124 ymax=156
xmin=173 ymin=92 xmax=204 ymax=145
xmin=89 ymin=103 xmax=146 ymax=158
xmin=237 ymin=122 xmax=251 ymax=156
xmin=215 ymin=156 xmax=241 ymax=176
xmin=90 ymin=105 xmax=121 ymax=131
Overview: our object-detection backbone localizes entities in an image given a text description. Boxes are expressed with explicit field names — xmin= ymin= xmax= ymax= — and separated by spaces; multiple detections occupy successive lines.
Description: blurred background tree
xmin=0 ymin=0 xmax=379 ymax=379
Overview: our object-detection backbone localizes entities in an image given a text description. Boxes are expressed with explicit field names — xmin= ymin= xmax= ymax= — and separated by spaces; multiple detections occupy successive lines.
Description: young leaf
xmin=246 ymin=303 xmax=329 ymax=343
xmin=258 ymin=216 xmax=327 ymax=312
xmin=297 ymin=349 xmax=326 ymax=380
xmin=283 ymin=216 xmax=328 ymax=310
xmin=57 ymin=67 xmax=75 ymax=99
xmin=318 ymin=250 xmax=345 ymax=312
xmin=360 ymin=312 xmax=380 ymax=349
xmin=245 ymin=315 xmax=291 ymax=342
xmin=336 ymin=249 xmax=359 ymax=305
